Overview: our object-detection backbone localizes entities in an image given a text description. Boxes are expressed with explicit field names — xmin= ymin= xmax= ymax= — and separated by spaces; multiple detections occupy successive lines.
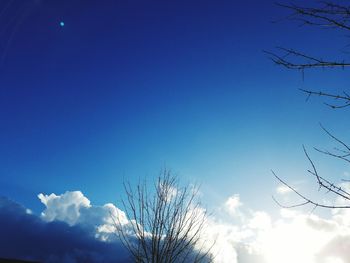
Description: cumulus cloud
xmin=316 ymin=235 xmax=350 ymax=263
xmin=0 ymin=191 xmax=211 ymax=262
xmin=2 ymin=188 xmax=350 ymax=263
xmin=224 ymin=194 xmax=243 ymax=218
xmin=38 ymin=191 xmax=130 ymax=242
xmin=0 ymin=195 xmax=129 ymax=263
xmin=248 ymin=211 xmax=271 ymax=230
xmin=38 ymin=191 xmax=91 ymax=225
xmin=203 ymin=190 xmax=350 ymax=263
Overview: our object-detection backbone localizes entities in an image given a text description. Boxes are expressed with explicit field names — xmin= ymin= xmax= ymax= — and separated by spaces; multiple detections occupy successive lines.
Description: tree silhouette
xmin=267 ymin=1 xmax=350 ymax=210
xmin=114 ymin=170 xmax=213 ymax=263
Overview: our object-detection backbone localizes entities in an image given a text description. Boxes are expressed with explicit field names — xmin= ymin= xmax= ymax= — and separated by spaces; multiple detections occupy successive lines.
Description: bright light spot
xmin=261 ymin=216 xmax=332 ymax=263
xmin=60 ymin=21 xmax=65 ymax=27
xmin=25 ymin=208 xmax=32 ymax=214
xmin=324 ymin=258 xmax=344 ymax=263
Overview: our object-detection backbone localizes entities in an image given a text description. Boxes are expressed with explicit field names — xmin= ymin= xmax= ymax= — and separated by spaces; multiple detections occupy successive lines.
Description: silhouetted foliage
xmin=268 ymin=1 xmax=350 ymax=210
xmin=114 ymin=171 xmax=214 ymax=263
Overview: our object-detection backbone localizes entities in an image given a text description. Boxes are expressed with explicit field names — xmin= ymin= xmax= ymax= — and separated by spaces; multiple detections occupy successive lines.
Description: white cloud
xmin=276 ymin=184 xmax=293 ymax=194
xmin=158 ymin=181 xmax=178 ymax=202
xmin=260 ymin=214 xmax=337 ymax=263
xmin=29 ymin=188 xmax=350 ymax=263
xmin=248 ymin=211 xmax=271 ymax=230
xmin=38 ymin=191 xmax=130 ymax=243
xmin=202 ymin=191 xmax=350 ymax=263
xmin=38 ymin=191 xmax=91 ymax=225
xmin=316 ymin=235 xmax=350 ymax=263
xmin=0 ymin=196 xmax=129 ymax=262
xmin=224 ymin=194 xmax=243 ymax=218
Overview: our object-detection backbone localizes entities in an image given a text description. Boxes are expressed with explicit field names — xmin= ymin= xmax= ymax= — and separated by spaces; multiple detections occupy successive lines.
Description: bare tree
xmin=267 ymin=1 xmax=350 ymax=210
xmin=113 ymin=170 xmax=213 ymax=263
xmin=265 ymin=1 xmax=350 ymax=107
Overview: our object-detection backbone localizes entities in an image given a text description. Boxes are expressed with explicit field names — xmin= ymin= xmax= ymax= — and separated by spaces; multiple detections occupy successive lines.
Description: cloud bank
xmin=203 ymin=192 xmax=350 ymax=263
xmin=0 ymin=193 xmax=129 ymax=263
xmin=1 ymin=189 xmax=350 ymax=263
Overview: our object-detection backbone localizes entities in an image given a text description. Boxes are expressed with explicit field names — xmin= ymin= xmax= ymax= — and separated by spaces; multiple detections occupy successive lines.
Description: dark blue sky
xmin=0 ymin=0 xmax=349 ymax=213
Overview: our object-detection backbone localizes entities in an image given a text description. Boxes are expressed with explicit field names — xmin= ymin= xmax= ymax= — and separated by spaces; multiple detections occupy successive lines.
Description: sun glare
xmin=261 ymin=217 xmax=340 ymax=263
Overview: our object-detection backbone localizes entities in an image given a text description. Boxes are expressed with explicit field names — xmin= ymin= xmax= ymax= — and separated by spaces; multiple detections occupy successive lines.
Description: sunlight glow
xmin=261 ymin=216 xmax=338 ymax=263
xmin=324 ymin=259 xmax=344 ymax=263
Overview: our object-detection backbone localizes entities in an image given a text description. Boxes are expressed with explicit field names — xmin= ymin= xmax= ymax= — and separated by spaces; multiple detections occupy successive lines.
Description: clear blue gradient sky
xmin=0 ymin=0 xmax=349 ymax=214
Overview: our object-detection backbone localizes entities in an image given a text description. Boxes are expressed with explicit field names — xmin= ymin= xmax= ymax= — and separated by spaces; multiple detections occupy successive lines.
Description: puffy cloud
xmin=0 ymin=196 xmax=129 ymax=263
xmin=224 ymin=194 xmax=243 ymax=218
xmin=202 ymin=192 xmax=350 ymax=263
xmin=248 ymin=211 xmax=271 ymax=230
xmin=3 ymin=188 xmax=350 ymax=263
xmin=0 ymin=191 xmax=211 ymax=262
xmin=158 ymin=181 xmax=178 ymax=202
xmin=38 ymin=191 xmax=130 ymax=242
xmin=38 ymin=191 xmax=91 ymax=225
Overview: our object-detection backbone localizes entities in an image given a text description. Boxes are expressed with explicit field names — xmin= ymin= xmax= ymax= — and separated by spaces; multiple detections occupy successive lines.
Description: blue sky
xmin=1 ymin=0 xmax=349 ymax=224
xmin=2 ymin=1 xmax=350 ymax=262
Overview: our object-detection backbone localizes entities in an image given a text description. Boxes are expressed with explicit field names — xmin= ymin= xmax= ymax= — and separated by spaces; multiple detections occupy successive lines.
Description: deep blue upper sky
xmin=1 ymin=0 xmax=349 ymax=213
